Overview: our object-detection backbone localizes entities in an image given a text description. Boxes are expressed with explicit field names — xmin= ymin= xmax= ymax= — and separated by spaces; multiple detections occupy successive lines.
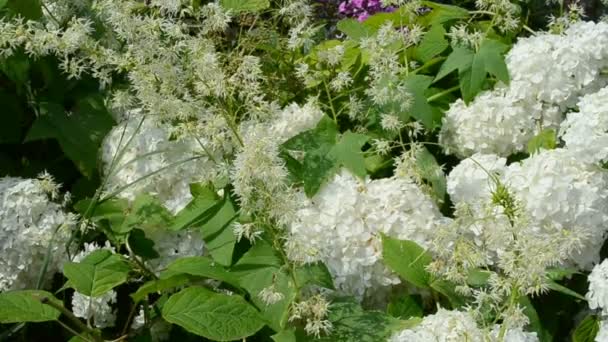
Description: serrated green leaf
xmin=418 ymin=1 xmax=470 ymax=26
xmin=25 ymin=99 xmax=115 ymax=178
xmin=63 ymin=251 xmax=130 ymax=297
xmin=404 ymin=75 xmax=439 ymax=129
xmin=117 ymin=194 xmax=173 ymax=234
xmin=162 ymin=256 xmax=240 ymax=288
xmin=527 ymin=129 xmax=557 ymax=155
xmin=415 ymin=147 xmax=446 ymax=203
xmin=219 ymin=0 xmax=269 ymax=13
xmin=387 ymin=294 xmax=423 ymax=319
xmin=382 ymin=236 xmax=432 ymax=288
xmin=295 ymin=263 xmax=335 ymax=290
xmin=128 ymin=228 xmax=160 ymax=260
xmin=315 ymin=298 xmax=403 ymax=342
xmin=170 ymin=185 xmax=221 ymax=231
xmin=200 ymin=193 xmax=238 ymax=266
xmin=0 ymin=290 xmax=61 ymax=323
xmin=234 ymin=240 xmax=283 ymax=268
xmin=162 ymin=286 xmax=265 ymax=341
xmin=413 ymin=24 xmax=448 ymax=62
xmin=337 ymin=19 xmax=373 ymax=40
xmin=573 ymin=315 xmax=600 ymax=342
xmin=434 ymin=47 xmax=474 ymax=82
xmin=131 ymin=274 xmax=192 ymax=303
xmin=329 ymin=131 xmax=369 ymax=178
xmin=478 ymin=39 xmax=509 ymax=84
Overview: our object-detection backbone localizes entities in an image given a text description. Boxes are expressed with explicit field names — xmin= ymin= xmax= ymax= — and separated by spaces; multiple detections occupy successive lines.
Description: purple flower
xmin=335 ymin=0 xmax=397 ymax=22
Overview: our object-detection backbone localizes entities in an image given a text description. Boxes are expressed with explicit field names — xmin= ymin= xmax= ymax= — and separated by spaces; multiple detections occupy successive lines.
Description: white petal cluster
xmin=270 ymin=101 xmax=325 ymax=142
xmin=388 ymin=309 xmax=485 ymax=342
xmin=72 ymin=291 xmax=117 ymax=328
xmin=100 ymin=114 xmax=220 ymax=214
xmin=440 ymin=21 xmax=608 ymax=158
xmin=560 ymin=86 xmax=608 ymax=164
xmin=596 ymin=319 xmax=608 ymax=342
xmin=286 ymin=169 xmax=445 ymax=299
xmin=447 ymin=149 xmax=608 ymax=269
xmin=144 ymin=226 xmax=205 ymax=274
xmin=586 ymin=259 xmax=608 ymax=315
xmin=488 ymin=325 xmax=539 ymax=342
xmin=0 ymin=177 xmax=73 ymax=291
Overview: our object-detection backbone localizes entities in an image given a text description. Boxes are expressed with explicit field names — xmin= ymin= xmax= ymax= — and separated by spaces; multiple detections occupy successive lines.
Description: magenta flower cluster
xmin=337 ymin=0 xmax=396 ymax=21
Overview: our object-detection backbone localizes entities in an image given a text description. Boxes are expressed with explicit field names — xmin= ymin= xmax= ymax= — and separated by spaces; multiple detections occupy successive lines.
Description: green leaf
xmin=466 ymin=269 xmax=491 ymax=287
xmin=329 ymin=131 xmax=369 ymax=179
xmin=170 ymin=185 xmax=221 ymax=231
xmin=434 ymin=47 xmax=474 ymax=82
xmin=234 ymin=240 xmax=282 ymax=268
xmin=418 ymin=2 xmax=470 ymax=26
xmin=337 ymin=19 xmax=373 ymax=40
xmin=199 ymin=193 xmax=238 ymax=266
xmin=527 ymin=129 xmax=557 ymax=155
xmin=0 ymin=52 xmax=30 ymax=86
xmin=272 ymin=329 xmax=305 ymax=342
xmin=131 ymin=274 xmax=192 ymax=303
xmin=219 ymin=0 xmax=269 ymax=13
xmin=430 ymin=280 xmax=466 ymax=308
xmin=162 ymin=286 xmax=265 ymax=341
xmin=75 ymin=198 xmax=129 ymax=228
xmin=403 ymin=75 xmax=438 ymax=129
xmin=25 ymin=99 xmax=115 ymax=178
xmin=461 ymin=39 xmax=510 ymax=103
xmin=7 ymin=0 xmax=42 ymax=19
xmin=162 ymin=256 xmax=240 ymax=288
xmin=573 ymin=315 xmax=600 ymax=342
xmin=387 ymin=294 xmax=423 ymax=319
xmin=546 ymin=280 xmax=586 ymax=301
xmin=315 ymin=298 xmax=403 ymax=342
xmin=519 ymin=296 xmax=552 ymax=342
xmin=413 ymin=24 xmax=448 ymax=62
xmin=0 ymin=290 xmax=61 ymax=323
xmin=118 ymin=194 xmax=173 ymax=234
xmin=0 ymin=0 xmax=8 ymax=10
xmin=546 ymin=267 xmax=580 ymax=281
xmin=382 ymin=236 xmax=432 ymax=288
xmin=63 ymin=251 xmax=130 ymax=297
xmin=0 ymin=90 xmax=24 ymax=144
xmin=295 ymin=263 xmax=335 ymax=290
xmin=415 ymin=147 xmax=446 ymax=203
xmin=128 ymin=229 xmax=160 ymax=260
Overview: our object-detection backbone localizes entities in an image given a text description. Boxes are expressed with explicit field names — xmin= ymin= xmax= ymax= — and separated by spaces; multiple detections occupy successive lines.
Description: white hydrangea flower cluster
xmin=0 ymin=176 xmax=74 ymax=291
xmin=388 ymin=308 xmax=538 ymax=342
xmin=560 ymin=86 xmax=608 ymax=164
xmin=286 ymin=169 xmax=445 ymax=299
xmin=447 ymin=149 xmax=608 ymax=269
xmin=440 ymin=21 xmax=608 ymax=158
xmin=70 ymin=242 xmax=118 ymax=329
xmin=100 ymin=114 xmax=221 ymax=214
xmin=144 ymin=226 xmax=205 ymax=274
xmin=586 ymin=259 xmax=608 ymax=315
xmin=270 ymin=101 xmax=325 ymax=142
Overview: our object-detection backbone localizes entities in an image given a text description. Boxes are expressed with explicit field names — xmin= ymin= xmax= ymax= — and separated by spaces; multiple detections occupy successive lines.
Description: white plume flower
xmin=0 ymin=176 xmax=74 ymax=291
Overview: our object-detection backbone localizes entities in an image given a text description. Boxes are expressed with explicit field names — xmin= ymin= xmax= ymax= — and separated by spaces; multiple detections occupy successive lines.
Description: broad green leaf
xmin=316 ymin=298 xmax=404 ymax=342
xmin=382 ymin=236 xmax=432 ymax=288
xmin=162 ymin=286 xmax=265 ymax=341
xmin=337 ymin=19 xmax=373 ymax=40
xmin=387 ymin=294 xmax=423 ymax=319
xmin=527 ymin=129 xmax=557 ymax=155
xmin=465 ymin=52 xmax=487 ymax=103
xmin=131 ymin=274 xmax=192 ymax=303
xmin=0 ymin=0 xmax=8 ymax=10
xmin=234 ymin=240 xmax=282 ymax=268
xmin=418 ymin=2 xmax=469 ymax=26
xmin=430 ymin=280 xmax=466 ymax=308
xmin=162 ymin=256 xmax=240 ymax=288
xmin=573 ymin=315 xmax=600 ymax=342
xmin=302 ymin=147 xmax=337 ymax=197
xmin=478 ymin=40 xmax=509 ymax=84
xmin=403 ymin=75 xmax=438 ymax=129
xmin=25 ymin=99 xmax=115 ymax=178
xmin=295 ymin=263 xmax=335 ymax=290
xmin=219 ymin=0 xmax=269 ymax=13
xmin=329 ymin=131 xmax=369 ymax=178
xmin=7 ymin=0 xmax=42 ymax=19
xmin=519 ymin=296 xmax=552 ymax=342
xmin=75 ymin=198 xmax=129 ymax=228
xmin=0 ymin=290 xmax=61 ymax=323
xmin=413 ymin=24 xmax=448 ymax=62
xmin=128 ymin=228 xmax=160 ymax=260
xmin=434 ymin=47 xmax=474 ymax=82
xmin=546 ymin=280 xmax=586 ymax=301
xmin=63 ymin=251 xmax=130 ymax=297
xmin=272 ymin=329 xmax=303 ymax=342
xmin=0 ymin=52 xmax=30 ymax=87
xmin=415 ymin=147 xmax=446 ymax=203
xmin=199 ymin=193 xmax=238 ymax=266
xmin=467 ymin=269 xmax=491 ymax=286
xmin=117 ymin=194 xmax=173 ymax=234
xmin=170 ymin=185 xmax=221 ymax=231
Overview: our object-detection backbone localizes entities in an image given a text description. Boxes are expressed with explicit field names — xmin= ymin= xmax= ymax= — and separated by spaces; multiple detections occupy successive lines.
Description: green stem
xmin=427 ymin=85 xmax=460 ymax=102
xmin=322 ymin=79 xmax=338 ymax=123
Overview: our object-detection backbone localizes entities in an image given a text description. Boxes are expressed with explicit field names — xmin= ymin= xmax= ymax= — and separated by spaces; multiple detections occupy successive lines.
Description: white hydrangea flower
xmin=100 ymin=113 xmax=220 ymax=214
xmin=270 ymin=101 xmax=325 ymax=142
xmin=560 ymin=86 xmax=608 ymax=164
xmin=73 ymin=241 xmax=115 ymax=262
xmin=388 ymin=309 xmax=484 ymax=342
xmin=447 ymin=153 xmax=508 ymax=206
xmin=286 ymin=169 xmax=445 ymax=299
xmin=439 ymin=88 xmax=561 ymax=158
xmin=144 ymin=226 xmax=205 ymax=274
xmin=489 ymin=325 xmax=539 ymax=342
xmin=587 ymin=259 xmax=608 ymax=314
xmin=0 ymin=177 xmax=74 ymax=291
xmin=71 ymin=291 xmax=117 ymax=328
xmin=131 ymin=307 xmax=172 ymax=341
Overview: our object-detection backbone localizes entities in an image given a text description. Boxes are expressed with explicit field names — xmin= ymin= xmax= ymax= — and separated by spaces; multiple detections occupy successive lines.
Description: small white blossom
xmin=587 ymin=259 xmax=608 ymax=314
